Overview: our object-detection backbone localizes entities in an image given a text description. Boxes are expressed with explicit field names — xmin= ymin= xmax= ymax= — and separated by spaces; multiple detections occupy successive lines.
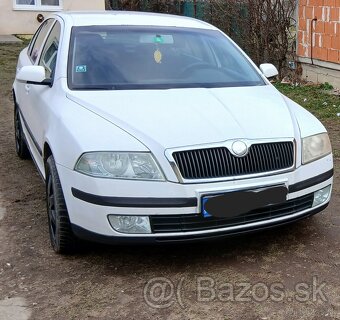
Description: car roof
xmin=55 ymin=11 xmax=217 ymax=30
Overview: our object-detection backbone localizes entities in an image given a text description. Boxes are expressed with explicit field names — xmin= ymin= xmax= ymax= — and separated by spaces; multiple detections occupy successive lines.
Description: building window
xmin=14 ymin=0 xmax=62 ymax=11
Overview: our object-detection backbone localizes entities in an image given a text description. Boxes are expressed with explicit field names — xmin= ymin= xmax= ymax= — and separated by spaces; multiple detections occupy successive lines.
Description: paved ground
xmin=0 ymin=35 xmax=22 ymax=44
xmin=0 ymin=43 xmax=339 ymax=320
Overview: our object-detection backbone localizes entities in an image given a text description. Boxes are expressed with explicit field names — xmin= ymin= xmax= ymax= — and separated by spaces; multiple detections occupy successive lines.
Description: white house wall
xmin=0 ymin=0 xmax=105 ymax=34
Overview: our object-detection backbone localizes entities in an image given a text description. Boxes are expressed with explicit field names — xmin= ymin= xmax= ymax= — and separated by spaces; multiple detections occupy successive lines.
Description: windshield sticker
xmin=76 ymin=65 xmax=87 ymax=73
xmin=154 ymin=49 xmax=162 ymax=64
xmin=140 ymin=34 xmax=173 ymax=44
xmin=153 ymin=35 xmax=164 ymax=44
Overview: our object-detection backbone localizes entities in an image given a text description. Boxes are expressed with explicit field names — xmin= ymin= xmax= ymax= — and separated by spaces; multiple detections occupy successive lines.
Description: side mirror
xmin=259 ymin=63 xmax=278 ymax=79
xmin=16 ymin=66 xmax=51 ymax=86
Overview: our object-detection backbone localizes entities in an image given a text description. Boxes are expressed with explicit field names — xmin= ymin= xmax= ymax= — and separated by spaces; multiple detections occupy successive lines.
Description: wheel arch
xmin=12 ymin=89 xmax=19 ymax=110
xmin=43 ymin=142 xmax=53 ymax=174
xmin=12 ymin=89 xmax=16 ymax=103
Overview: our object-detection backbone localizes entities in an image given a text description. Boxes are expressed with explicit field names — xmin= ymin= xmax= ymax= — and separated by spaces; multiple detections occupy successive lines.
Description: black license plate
xmin=202 ymin=185 xmax=288 ymax=218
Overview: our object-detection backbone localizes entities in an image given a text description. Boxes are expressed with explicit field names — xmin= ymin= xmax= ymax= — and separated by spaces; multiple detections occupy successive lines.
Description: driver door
xmin=17 ymin=19 xmax=55 ymax=171
xmin=25 ymin=20 xmax=61 ymax=174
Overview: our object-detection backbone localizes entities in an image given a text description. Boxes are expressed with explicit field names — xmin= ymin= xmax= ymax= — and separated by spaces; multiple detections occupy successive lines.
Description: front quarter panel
xmin=44 ymin=79 xmax=148 ymax=174
xmin=283 ymin=95 xmax=327 ymax=138
xmin=283 ymin=94 xmax=333 ymax=171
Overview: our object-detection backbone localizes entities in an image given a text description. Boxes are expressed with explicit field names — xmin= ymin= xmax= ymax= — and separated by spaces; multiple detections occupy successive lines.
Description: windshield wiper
xmin=72 ymin=85 xmax=117 ymax=90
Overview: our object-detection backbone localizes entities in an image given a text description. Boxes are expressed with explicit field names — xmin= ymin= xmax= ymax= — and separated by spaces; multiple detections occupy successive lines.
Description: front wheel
xmin=46 ymin=155 xmax=76 ymax=254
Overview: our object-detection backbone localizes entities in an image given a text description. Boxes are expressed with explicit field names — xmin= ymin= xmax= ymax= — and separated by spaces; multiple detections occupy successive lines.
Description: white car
xmin=13 ymin=12 xmax=333 ymax=253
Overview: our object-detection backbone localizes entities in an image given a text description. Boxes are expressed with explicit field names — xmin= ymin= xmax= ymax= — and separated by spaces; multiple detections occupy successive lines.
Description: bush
xmin=107 ymin=0 xmax=297 ymax=78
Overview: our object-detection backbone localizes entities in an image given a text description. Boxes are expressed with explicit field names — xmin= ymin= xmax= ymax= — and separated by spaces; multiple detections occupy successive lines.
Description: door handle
xmin=25 ymin=84 xmax=30 ymax=94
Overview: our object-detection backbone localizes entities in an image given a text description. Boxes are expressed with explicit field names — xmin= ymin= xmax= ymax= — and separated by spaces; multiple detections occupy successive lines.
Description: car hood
xmin=67 ymin=85 xmax=295 ymax=150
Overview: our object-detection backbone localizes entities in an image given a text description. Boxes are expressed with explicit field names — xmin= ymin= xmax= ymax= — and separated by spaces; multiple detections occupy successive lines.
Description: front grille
xmin=172 ymin=141 xmax=294 ymax=180
xmin=150 ymin=193 xmax=313 ymax=233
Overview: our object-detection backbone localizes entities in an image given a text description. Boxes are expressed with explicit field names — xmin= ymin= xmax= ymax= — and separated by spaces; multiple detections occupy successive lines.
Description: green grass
xmin=274 ymin=82 xmax=340 ymax=120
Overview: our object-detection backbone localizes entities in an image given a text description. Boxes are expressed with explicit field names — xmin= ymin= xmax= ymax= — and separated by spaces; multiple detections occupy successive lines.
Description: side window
xmin=28 ymin=23 xmax=43 ymax=56
xmin=39 ymin=21 xmax=61 ymax=79
xmin=29 ymin=19 xmax=55 ymax=64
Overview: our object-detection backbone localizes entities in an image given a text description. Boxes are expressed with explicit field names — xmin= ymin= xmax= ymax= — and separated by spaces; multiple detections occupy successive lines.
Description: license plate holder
xmin=202 ymin=185 xmax=288 ymax=218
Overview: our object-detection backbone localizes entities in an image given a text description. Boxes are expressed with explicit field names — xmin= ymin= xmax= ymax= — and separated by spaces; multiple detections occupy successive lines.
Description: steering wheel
xmin=179 ymin=62 xmax=224 ymax=78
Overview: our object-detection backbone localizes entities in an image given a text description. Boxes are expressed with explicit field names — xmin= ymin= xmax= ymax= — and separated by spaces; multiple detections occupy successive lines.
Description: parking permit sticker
xmin=76 ymin=65 xmax=87 ymax=73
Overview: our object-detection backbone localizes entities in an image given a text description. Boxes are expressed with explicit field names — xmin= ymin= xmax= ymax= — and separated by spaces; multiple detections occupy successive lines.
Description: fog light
xmin=108 ymin=215 xmax=151 ymax=234
xmin=313 ymin=185 xmax=331 ymax=207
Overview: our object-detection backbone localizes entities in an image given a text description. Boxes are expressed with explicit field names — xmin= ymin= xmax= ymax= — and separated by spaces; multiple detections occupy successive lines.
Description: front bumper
xmin=56 ymin=154 xmax=333 ymax=244
xmin=71 ymin=202 xmax=329 ymax=244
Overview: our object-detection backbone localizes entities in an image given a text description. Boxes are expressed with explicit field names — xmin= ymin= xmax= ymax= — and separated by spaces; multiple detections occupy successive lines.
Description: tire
xmin=14 ymin=106 xmax=30 ymax=159
xmin=46 ymin=155 xmax=76 ymax=254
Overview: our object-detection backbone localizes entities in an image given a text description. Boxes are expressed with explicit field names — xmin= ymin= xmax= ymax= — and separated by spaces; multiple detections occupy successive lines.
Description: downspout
xmin=310 ymin=17 xmax=317 ymax=65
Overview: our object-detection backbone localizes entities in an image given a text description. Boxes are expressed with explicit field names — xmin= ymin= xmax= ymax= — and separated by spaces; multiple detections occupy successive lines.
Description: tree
xmin=106 ymin=0 xmax=297 ymax=77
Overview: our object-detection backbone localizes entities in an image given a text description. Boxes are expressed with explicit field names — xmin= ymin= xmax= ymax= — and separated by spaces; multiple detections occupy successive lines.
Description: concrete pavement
xmin=0 ymin=35 xmax=23 ymax=44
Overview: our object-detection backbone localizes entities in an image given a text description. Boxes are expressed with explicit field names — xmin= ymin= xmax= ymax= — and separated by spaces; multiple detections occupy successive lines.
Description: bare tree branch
xmin=107 ymin=0 xmax=297 ymax=78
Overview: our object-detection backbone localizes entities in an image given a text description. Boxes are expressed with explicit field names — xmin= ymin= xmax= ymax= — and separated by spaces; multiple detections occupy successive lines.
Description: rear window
xmin=68 ymin=26 xmax=265 ymax=90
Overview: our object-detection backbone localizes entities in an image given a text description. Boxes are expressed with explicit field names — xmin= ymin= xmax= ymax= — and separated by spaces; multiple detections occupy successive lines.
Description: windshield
xmin=68 ymin=26 xmax=265 ymax=90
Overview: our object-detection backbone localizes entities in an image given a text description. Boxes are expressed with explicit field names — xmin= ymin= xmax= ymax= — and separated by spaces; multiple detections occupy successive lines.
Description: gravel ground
xmin=0 ymin=43 xmax=339 ymax=320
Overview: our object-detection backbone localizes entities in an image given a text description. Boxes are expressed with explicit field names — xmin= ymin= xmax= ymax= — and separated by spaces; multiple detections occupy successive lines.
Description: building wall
xmin=298 ymin=0 xmax=340 ymax=63
xmin=0 ymin=0 xmax=105 ymax=35
xmin=297 ymin=0 xmax=340 ymax=86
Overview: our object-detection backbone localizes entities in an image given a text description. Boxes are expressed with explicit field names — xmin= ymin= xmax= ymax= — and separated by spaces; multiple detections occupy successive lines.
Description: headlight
xmin=302 ymin=133 xmax=331 ymax=164
xmin=75 ymin=152 xmax=165 ymax=180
